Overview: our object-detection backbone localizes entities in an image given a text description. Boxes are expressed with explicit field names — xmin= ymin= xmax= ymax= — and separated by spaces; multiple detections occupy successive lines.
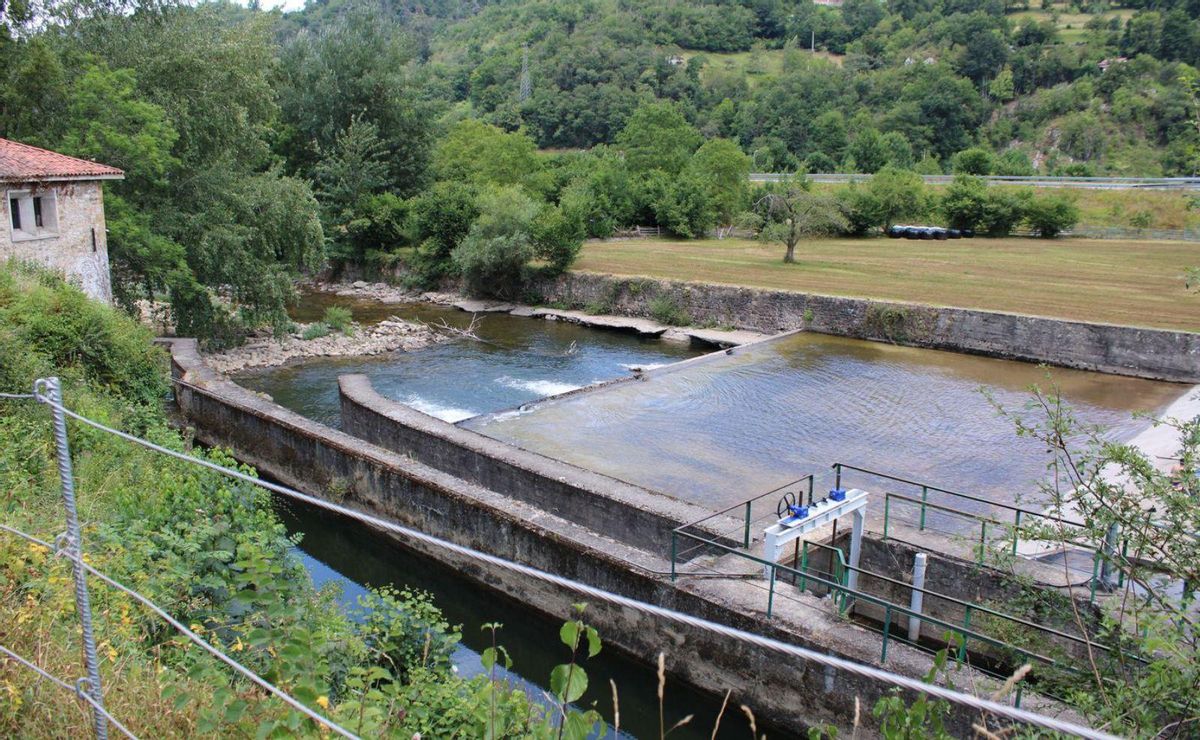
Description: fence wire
xmin=1 ymin=376 xmax=1121 ymax=739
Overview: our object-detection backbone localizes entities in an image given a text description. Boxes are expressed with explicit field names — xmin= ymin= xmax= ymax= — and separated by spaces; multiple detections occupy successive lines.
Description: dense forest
xmin=1 ymin=0 xmax=1198 ymax=341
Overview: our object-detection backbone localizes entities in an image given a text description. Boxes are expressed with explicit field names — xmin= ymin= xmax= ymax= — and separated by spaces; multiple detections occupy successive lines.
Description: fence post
xmin=799 ymin=542 xmax=808 ymax=592
xmin=39 ymin=377 xmax=107 ymax=740
xmin=743 ymin=502 xmax=751 ymax=549
xmin=1011 ymin=510 xmax=1022 ymax=557
xmin=918 ymin=486 xmax=928 ymax=531
xmin=908 ymin=553 xmax=927 ymax=642
xmin=882 ymin=494 xmax=891 ymax=540
xmin=978 ymin=521 xmax=988 ymax=565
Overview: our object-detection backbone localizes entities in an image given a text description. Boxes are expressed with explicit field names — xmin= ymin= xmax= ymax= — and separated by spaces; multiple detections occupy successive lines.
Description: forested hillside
xmin=289 ymin=0 xmax=1200 ymax=176
xmin=2 ymin=0 xmax=1198 ymax=343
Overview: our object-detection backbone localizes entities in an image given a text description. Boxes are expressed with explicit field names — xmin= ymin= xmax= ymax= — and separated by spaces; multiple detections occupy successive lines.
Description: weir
xmin=169 ymin=292 xmax=1198 ymax=737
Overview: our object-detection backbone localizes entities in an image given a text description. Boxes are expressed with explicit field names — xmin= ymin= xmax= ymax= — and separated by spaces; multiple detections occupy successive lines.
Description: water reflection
xmin=469 ymin=333 xmax=1186 ymax=513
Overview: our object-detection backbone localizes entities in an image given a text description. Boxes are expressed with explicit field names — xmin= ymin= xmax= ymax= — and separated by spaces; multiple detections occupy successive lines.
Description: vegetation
xmin=0 ymin=263 xmax=627 ymax=737
xmin=575 ymin=235 xmax=1200 ymax=331
xmin=3 ymin=0 xmax=1198 ymax=342
xmin=991 ymin=387 xmax=1200 ymax=736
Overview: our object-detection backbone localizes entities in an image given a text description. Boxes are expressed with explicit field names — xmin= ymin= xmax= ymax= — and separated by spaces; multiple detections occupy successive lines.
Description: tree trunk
xmin=784 ymin=241 xmax=796 ymax=263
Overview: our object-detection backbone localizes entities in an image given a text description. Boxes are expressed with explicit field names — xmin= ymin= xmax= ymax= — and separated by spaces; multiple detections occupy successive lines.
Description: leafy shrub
xmin=0 ymin=262 xmax=166 ymax=409
xmin=302 ymin=322 xmax=331 ymax=340
xmin=648 ymin=294 xmax=690 ymax=326
xmin=454 ymin=233 xmax=534 ymax=297
xmin=1024 ymin=194 xmax=1079 ymax=238
xmin=941 ymin=176 xmax=1029 ymax=236
xmin=531 ymin=204 xmax=585 ymax=274
xmin=653 ymin=174 xmax=717 ymax=238
xmin=951 ymin=147 xmax=994 ymax=175
xmin=322 ymin=305 xmax=353 ymax=333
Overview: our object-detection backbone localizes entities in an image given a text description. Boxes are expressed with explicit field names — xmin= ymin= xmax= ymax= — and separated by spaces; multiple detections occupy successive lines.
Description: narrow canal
xmin=275 ymin=493 xmax=758 ymax=739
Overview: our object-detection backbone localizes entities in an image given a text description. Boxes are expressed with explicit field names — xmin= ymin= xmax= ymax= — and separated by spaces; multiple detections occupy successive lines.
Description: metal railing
xmin=751 ymin=173 xmax=1200 ymax=190
xmin=832 ymin=463 xmax=1093 ymax=560
xmin=670 ymin=474 xmax=813 ymax=564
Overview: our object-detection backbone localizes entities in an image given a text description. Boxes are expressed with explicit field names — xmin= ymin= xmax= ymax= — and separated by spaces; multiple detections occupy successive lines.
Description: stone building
xmin=1 ymin=138 xmax=124 ymax=302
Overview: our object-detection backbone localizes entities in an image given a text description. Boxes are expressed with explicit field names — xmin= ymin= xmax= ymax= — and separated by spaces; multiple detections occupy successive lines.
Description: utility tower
xmin=519 ymin=44 xmax=532 ymax=102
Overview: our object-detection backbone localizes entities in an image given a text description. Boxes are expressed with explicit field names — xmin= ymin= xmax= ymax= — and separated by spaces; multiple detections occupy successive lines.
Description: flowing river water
xmin=233 ymin=291 xmax=1189 ymax=738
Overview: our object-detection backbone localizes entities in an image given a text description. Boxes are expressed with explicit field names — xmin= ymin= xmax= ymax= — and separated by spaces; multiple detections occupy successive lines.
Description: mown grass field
xmin=575 ymin=236 xmax=1200 ymax=332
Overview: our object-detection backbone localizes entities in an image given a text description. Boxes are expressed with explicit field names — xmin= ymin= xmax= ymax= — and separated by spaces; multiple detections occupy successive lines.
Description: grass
xmin=575 ymin=236 xmax=1200 ymax=332
xmin=683 ymin=45 xmax=842 ymax=88
xmin=1006 ymin=3 xmax=1133 ymax=44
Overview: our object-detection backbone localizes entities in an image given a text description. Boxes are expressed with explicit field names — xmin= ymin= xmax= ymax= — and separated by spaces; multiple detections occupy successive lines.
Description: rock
xmin=352 ymin=280 xmax=368 ymax=288
xmin=454 ymin=299 xmax=516 ymax=313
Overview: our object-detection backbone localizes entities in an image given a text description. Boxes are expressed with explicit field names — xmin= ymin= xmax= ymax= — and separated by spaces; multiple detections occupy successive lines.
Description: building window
xmin=7 ymin=190 xmax=58 ymax=241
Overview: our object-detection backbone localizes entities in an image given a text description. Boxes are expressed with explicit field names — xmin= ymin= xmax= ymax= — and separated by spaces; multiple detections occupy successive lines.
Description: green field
xmin=576 ymin=236 xmax=1200 ymax=332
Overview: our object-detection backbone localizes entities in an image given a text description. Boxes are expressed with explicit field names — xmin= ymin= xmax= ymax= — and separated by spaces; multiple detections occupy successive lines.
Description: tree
xmin=314 ymin=116 xmax=390 ymax=262
xmin=276 ymin=1 xmax=432 ymax=195
xmin=686 ymin=138 xmax=751 ymax=230
xmin=615 ymin=101 xmax=702 ymax=176
xmin=1024 ymin=193 xmax=1079 ymax=238
xmin=847 ymin=127 xmax=889 ymax=173
xmin=866 ymin=167 xmax=926 ymax=231
xmin=755 ymin=175 xmax=848 ymax=263
xmin=653 ymin=174 xmax=717 ymax=239
xmin=432 ymin=119 xmax=542 ymax=188
xmin=951 ymin=147 xmax=995 ymax=175
xmin=410 ymin=181 xmax=480 ymax=285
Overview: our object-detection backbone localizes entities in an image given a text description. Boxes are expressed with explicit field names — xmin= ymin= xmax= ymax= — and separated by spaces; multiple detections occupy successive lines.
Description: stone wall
xmin=535 ymin=272 xmax=1200 ymax=382
xmin=1 ymin=180 xmax=112 ymax=302
xmin=339 ymin=374 xmax=730 ymax=554
xmin=167 ymin=338 xmax=1069 ymax=736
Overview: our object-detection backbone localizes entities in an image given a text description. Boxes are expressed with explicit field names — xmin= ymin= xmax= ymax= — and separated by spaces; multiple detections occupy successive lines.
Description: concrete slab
xmin=527 ymin=308 xmax=669 ymax=336
xmin=453 ymin=299 xmax=517 ymax=313
xmin=681 ymin=327 xmax=770 ymax=348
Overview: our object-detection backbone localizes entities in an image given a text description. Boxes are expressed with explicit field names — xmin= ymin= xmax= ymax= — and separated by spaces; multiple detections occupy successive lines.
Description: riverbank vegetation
xmin=575 ymin=235 xmax=1200 ymax=331
xmin=3 ymin=0 xmax=1200 ymax=343
xmin=0 ymin=263 xmax=619 ymax=737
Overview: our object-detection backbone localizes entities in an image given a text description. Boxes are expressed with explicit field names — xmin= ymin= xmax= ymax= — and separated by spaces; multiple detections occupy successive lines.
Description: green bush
xmin=940 ymin=176 xmax=1029 ymax=236
xmin=302 ymin=322 xmax=331 ymax=340
xmin=0 ymin=262 xmax=166 ymax=409
xmin=1024 ymin=194 xmax=1080 ymax=238
xmin=648 ymin=294 xmax=690 ymax=326
xmin=322 ymin=305 xmax=354 ymax=333
xmin=454 ymin=233 xmax=533 ymax=297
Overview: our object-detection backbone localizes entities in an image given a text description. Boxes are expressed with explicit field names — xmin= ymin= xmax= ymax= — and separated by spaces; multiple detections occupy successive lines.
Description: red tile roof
xmin=0 ymin=138 xmax=124 ymax=182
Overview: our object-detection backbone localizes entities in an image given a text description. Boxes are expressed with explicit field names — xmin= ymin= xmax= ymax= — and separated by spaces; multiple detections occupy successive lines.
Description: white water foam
xmin=402 ymin=396 xmax=478 ymax=423
xmin=498 ymin=377 xmax=582 ymax=397
xmin=620 ymin=362 xmax=666 ymax=372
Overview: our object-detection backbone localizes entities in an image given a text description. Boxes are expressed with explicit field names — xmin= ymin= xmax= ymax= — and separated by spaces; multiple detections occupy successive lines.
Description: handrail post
xmin=919 ymin=486 xmax=928 ymax=531
xmin=670 ymin=530 xmax=677 ymax=582
xmin=1090 ymin=551 xmax=1101 ymax=602
xmin=767 ymin=565 xmax=776 ymax=618
xmin=881 ymin=606 xmax=892 ymax=663
xmin=882 ymin=493 xmax=891 ymax=540
xmin=807 ymin=475 xmax=814 ymax=506
xmin=38 ymin=377 xmax=108 ymax=740
xmin=958 ymin=606 xmax=971 ymax=663
xmin=742 ymin=501 xmax=751 ymax=549
xmin=978 ymin=521 xmax=988 ymax=564
xmin=799 ymin=541 xmax=809 ymax=592
xmin=834 ymin=463 xmax=842 ymax=491
xmin=1011 ymin=510 xmax=1022 ymax=556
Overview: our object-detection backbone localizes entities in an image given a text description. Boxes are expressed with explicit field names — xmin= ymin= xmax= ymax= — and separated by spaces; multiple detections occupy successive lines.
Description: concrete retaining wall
xmin=167 ymin=339 xmax=1060 ymax=736
xmin=535 ymin=272 xmax=1200 ymax=382
xmin=339 ymin=373 xmax=727 ymax=554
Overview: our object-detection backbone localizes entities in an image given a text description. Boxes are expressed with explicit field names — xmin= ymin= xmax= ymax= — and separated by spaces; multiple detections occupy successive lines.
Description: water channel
xmin=237 ymin=291 xmax=1188 ymax=737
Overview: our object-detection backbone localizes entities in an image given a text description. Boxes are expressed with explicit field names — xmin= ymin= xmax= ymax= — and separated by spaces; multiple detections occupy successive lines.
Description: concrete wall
xmin=168 ymin=339 xmax=1063 ymax=736
xmin=534 ymin=272 xmax=1200 ymax=383
xmin=1 ymin=180 xmax=112 ymax=302
xmin=339 ymin=374 xmax=731 ymax=554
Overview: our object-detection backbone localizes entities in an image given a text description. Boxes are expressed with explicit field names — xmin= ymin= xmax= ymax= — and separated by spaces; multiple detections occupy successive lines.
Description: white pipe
xmin=908 ymin=553 xmax=928 ymax=642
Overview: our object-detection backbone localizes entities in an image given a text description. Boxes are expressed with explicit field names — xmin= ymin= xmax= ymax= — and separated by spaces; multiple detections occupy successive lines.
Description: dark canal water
xmin=276 ymin=494 xmax=762 ymax=740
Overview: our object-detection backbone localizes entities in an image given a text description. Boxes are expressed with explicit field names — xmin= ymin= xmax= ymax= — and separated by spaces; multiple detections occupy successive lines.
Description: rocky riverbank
xmin=203 ymin=318 xmax=443 ymax=373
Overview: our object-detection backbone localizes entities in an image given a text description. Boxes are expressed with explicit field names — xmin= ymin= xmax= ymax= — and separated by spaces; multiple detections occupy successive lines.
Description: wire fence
xmin=0 ymin=376 xmax=1121 ymax=739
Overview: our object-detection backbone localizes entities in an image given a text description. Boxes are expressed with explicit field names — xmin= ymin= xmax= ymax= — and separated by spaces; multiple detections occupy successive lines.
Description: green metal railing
xmin=670 ymin=523 xmax=1142 ymax=705
xmin=670 ymin=474 xmax=814 ymax=564
xmin=833 ymin=463 xmax=1106 ymax=568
